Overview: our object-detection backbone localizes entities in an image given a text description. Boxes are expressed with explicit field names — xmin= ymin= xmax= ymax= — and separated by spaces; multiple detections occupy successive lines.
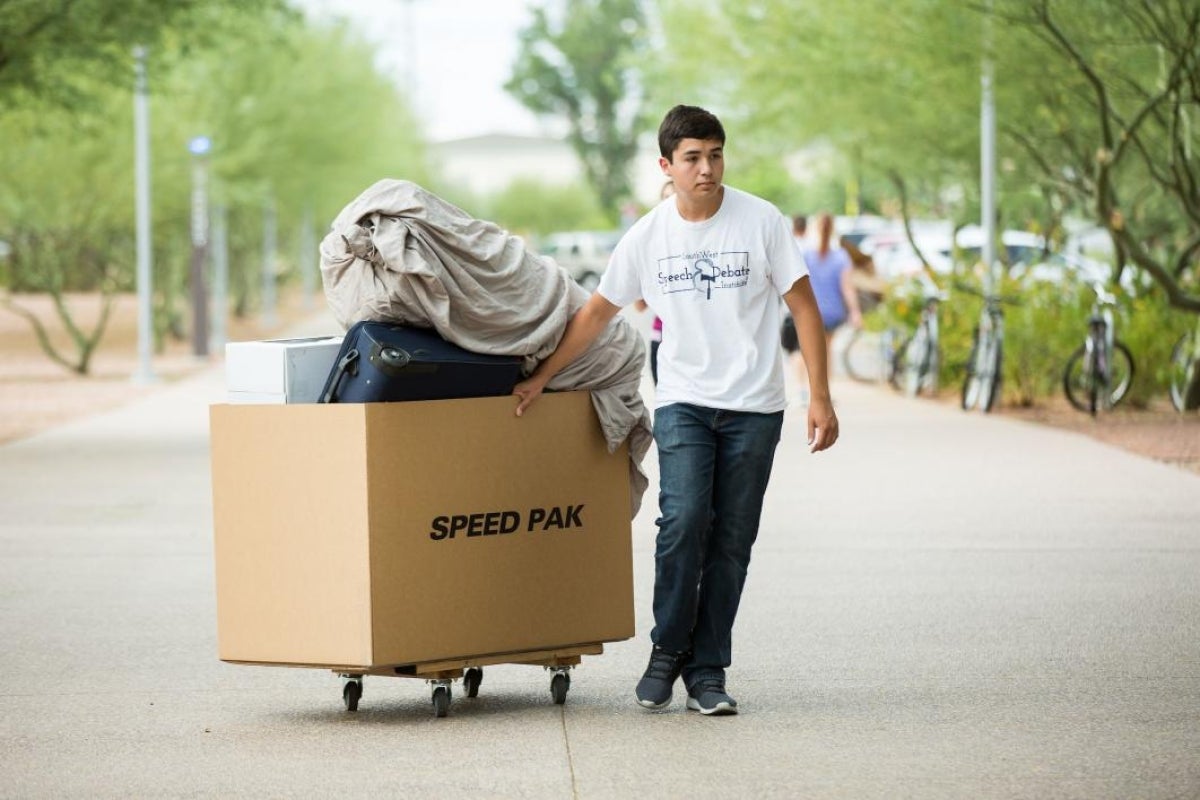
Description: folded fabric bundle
xmin=319 ymin=178 xmax=652 ymax=514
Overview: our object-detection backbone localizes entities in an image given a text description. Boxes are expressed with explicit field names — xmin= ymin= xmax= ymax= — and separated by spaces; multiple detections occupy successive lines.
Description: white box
xmin=225 ymin=337 xmax=343 ymax=404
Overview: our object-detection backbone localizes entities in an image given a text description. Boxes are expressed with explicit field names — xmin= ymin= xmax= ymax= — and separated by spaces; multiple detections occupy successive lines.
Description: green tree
xmin=156 ymin=12 xmax=430 ymax=320
xmin=476 ymin=178 xmax=610 ymax=238
xmin=651 ymin=1 xmax=985 ymax=212
xmin=0 ymin=0 xmax=290 ymax=108
xmin=0 ymin=8 xmax=430 ymax=374
xmin=505 ymin=0 xmax=649 ymax=219
xmin=993 ymin=1 xmax=1199 ymax=309
xmin=0 ymin=88 xmax=134 ymax=372
xmin=993 ymin=1 xmax=1200 ymax=406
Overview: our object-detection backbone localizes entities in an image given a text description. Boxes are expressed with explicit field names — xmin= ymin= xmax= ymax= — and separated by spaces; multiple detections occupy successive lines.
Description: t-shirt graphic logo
xmin=657 ymin=251 xmax=751 ymax=299
xmin=694 ymin=258 xmax=717 ymax=299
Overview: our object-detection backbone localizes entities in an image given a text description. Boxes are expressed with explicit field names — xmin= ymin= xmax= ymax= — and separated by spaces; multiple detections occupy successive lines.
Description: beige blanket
xmin=319 ymin=179 xmax=651 ymax=514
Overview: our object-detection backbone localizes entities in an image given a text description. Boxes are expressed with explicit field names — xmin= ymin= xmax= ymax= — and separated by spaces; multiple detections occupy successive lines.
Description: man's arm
xmin=513 ymin=292 xmax=623 ymax=416
xmin=782 ymin=277 xmax=840 ymax=452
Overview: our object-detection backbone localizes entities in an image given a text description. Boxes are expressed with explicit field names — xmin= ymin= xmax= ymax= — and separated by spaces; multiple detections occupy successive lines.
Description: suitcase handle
xmin=320 ymin=349 xmax=360 ymax=404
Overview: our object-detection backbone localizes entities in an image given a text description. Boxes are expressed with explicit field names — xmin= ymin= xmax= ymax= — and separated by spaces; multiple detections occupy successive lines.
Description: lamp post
xmin=188 ymin=135 xmax=212 ymax=357
xmin=210 ymin=203 xmax=228 ymax=355
xmin=131 ymin=46 xmax=157 ymax=384
xmin=981 ymin=3 xmax=997 ymax=292
xmin=261 ymin=194 xmax=278 ymax=328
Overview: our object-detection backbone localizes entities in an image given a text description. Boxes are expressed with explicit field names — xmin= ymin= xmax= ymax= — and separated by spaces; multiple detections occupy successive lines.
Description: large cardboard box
xmin=224 ymin=336 xmax=343 ymax=404
xmin=209 ymin=391 xmax=634 ymax=669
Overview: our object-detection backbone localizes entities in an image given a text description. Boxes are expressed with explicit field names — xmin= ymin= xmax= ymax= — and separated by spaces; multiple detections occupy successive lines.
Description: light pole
xmin=261 ymin=194 xmax=278 ymax=328
xmin=188 ymin=135 xmax=212 ymax=357
xmin=210 ymin=203 xmax=228 ymax=355
xmin=131 ymin=46 xmax=157 ymax=384
xmin=981 ymin=3 xmax=997 ymax=291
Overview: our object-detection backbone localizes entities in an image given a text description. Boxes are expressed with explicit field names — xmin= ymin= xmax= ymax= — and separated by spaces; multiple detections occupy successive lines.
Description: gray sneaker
xmin=635 ymin=646 xmax=688 ymax=709
xmin=685 ymin=678 xmax=738 ymax=716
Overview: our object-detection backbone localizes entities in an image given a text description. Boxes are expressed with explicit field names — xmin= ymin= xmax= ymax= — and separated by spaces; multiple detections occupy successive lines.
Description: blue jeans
xmin=651 ymin=403 xmax=784 ymax=688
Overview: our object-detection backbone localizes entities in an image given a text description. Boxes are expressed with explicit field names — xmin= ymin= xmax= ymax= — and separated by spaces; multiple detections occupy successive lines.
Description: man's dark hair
xmin=793 ymin=215 xmax=808 ymax=235
xmin=658 ymin=105 xmax=725 ymax=160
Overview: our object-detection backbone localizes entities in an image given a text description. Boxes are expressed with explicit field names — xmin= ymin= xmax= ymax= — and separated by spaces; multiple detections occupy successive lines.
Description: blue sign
xmin=188 ymin=136 xmax=212 ymax=156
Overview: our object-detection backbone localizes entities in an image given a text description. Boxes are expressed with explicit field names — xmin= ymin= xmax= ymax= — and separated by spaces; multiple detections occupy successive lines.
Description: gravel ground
xmin=2 ymin=291 xmax=1197 ymax=473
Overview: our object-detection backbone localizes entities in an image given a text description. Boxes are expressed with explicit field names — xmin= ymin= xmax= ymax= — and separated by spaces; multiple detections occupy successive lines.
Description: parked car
xmin=861 ymin=224 xmax=1073 ymax=282
xmin=857 ymin=224 xmax=954 ymax=281
xmin=538 ymin=230 xmax=623 ymax=291
xmin=952 ymin=226 xmax=1046 ymax=271
xmin=1011 ymin=252 xmax=1110 ymax=285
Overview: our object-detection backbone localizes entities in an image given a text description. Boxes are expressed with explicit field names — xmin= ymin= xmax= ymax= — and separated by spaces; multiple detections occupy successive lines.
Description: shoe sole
xmin=637 ymin=696 xmax=671 ymax=710
xmin=685 ymin=697 xmax=738 ymax=716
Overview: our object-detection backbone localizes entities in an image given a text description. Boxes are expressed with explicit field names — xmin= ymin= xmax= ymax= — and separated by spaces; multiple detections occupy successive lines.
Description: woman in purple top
xmin=791 ymin=213 xmax=861 ymax=400
xmin=805 ymin=213 xmax=861 ymax=333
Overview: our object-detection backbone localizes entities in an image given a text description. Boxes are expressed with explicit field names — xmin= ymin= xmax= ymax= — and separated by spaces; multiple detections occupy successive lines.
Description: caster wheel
xmin=342 ymin=680 xmax=362 ymax=712
xmin=432 ymin=685 xmax=451 ymax=718
xmin=464 ymin=668 xmax=482 ymax=698
xmin=550 ymin=672 xmax=569 ymax=705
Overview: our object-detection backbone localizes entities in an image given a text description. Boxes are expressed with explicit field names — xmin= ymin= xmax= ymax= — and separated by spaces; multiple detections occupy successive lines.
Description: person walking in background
xmin=781 ymin=214 xmax=807 ymax=393
xmin=634 ymin=180 xmax=676 ymax=385
xmin=792 ymin=212 xmax=862 ymax=396
xmin=513 ymin=104 xmax=839 ymax=716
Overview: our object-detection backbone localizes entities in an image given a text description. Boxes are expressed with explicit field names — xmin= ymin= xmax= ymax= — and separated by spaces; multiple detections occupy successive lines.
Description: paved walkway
xmin=1 ymin=312 xmax=1198 ymax=799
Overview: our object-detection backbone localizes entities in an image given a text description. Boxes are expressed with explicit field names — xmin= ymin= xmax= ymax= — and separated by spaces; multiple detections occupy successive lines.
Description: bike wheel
xmin=980 ymin=338 xmax=1002 ymax=413
xmin=1062 ymin=344 xmax=1096 ymax=415
xmin=895 ymin=328 xmax=930 ymax=397
xmin=1104 ymin=340 xmax=1135 ymax=409
xmin=961 ymin=330 xmax=980 ymax=410
xmin=1169 ymin=332 xmax=1199 ymax=411
xmin=843 ymin=329 xmax=882 ymax=383
xmin=962 ymin=327 xmax=998 ymax=411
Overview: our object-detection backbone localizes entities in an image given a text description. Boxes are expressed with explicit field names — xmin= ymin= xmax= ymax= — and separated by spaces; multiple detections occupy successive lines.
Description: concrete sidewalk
xmin=1 ymin=313 xmax=1198 ymax=799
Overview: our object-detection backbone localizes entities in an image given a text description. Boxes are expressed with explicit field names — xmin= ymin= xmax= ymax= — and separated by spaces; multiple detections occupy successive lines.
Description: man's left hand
xmin=807 ymin=396 xmax=839 ymax=453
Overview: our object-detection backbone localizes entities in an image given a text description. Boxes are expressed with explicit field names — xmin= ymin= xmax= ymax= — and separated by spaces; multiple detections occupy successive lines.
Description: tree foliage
xmin=994 ymin=0 xmax=1200 ymax=312
xmin=651 ymin=0 xmax=994 ymax=219
xmin=0 ymin=0 xmax=290 ymax=109
xmin=505 ymin=0 xmax=649 ymax=219
xmin=652 ymin=0 xmax=1199 ymax=314
xmin=474 ymin=178 xmax=610 ymax=238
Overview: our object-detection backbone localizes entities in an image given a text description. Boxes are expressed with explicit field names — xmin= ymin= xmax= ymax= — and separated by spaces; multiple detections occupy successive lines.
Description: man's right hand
xmin=512 ymin=293 xmax=622 ymax=417
xmin=513 ymin=375 xmax=547 ymax=417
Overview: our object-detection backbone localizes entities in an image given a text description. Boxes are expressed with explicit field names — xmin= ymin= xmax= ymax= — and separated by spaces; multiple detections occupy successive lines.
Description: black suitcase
xmin=319 ymin=321 xmax=524 ymax=404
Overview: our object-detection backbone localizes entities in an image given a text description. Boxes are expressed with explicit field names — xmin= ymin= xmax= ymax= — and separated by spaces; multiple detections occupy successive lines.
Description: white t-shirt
xmin=598 ymin=186 xmax=809 ymax=412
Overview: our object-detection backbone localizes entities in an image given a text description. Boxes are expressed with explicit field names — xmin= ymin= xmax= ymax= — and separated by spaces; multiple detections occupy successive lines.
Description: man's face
xmin=660 ymin=138 xmax=724 ymax=199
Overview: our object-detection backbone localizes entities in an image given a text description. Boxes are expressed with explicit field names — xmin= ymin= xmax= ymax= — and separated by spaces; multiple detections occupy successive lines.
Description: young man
xmin=513 ymin=105 xmax=838 ymax=716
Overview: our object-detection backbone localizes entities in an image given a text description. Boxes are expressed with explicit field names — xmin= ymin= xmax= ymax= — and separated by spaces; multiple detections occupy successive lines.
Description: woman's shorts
xmin=780 ymin=317 xmax=799 ymax=353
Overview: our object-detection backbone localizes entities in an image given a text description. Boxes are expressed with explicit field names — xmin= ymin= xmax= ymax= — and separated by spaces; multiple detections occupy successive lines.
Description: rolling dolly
xmin=336 ymin=643 xmax=601 ymax=717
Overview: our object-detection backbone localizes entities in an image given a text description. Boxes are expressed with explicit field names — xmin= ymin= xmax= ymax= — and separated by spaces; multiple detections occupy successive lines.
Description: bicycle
xmin=892 ymin=287 xmax=946 ymax=397
xmin=1062 ymin=283 xmax=1135 ymax=416
xmin=1168 ymin=319 xmax=1200 ymax=412
xmin=958 ymin=282 xmax=1014 ymax=413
